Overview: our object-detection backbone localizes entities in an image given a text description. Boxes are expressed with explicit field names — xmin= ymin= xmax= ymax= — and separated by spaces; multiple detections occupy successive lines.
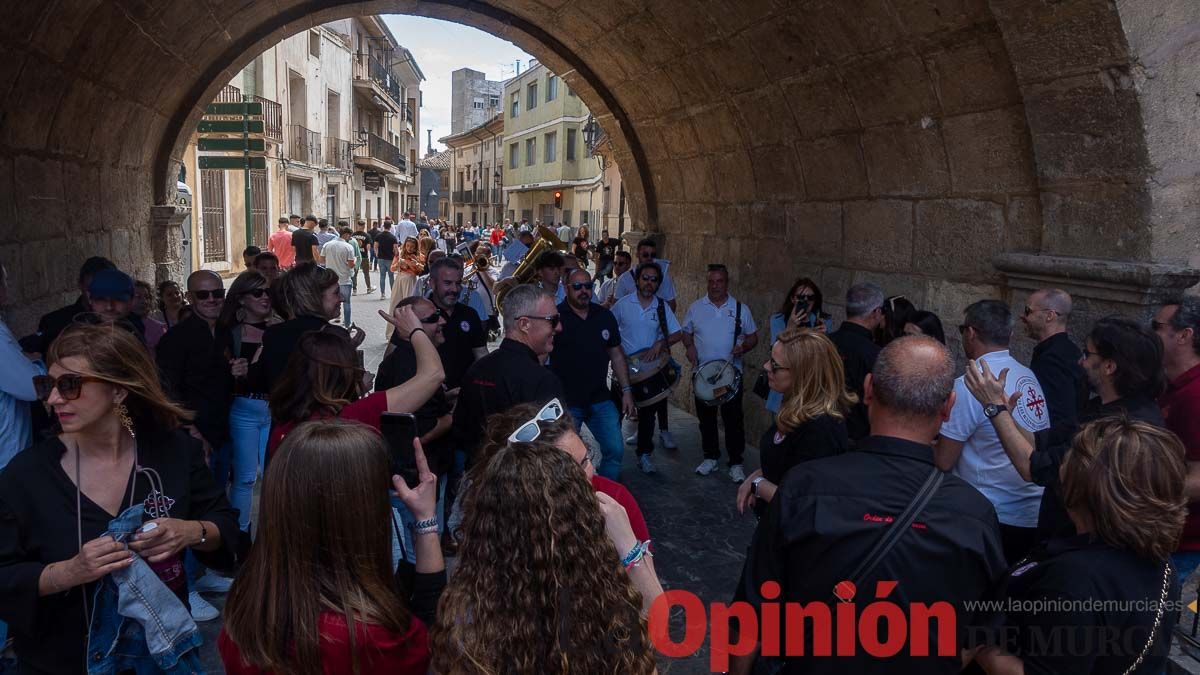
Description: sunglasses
xmin=518 ymin=314 xmax=561 ymax=329
xmin=243 ymin=288 xmax=269 ymax=299
xmin=570 ymin=281 xmax=594 ymax=291
xmin=1023 ymin=306 xmax=1054 ymax=317
xmin=766 ymin=358 xmax=789 ymax=372
xmin=420 ymin=309 xmax=446 ymax=324
xmin=33 ymin=374 xmax=107 ymax=401
xmin=794 ymin=293 xmax=814 ymax=302
xmin=707 ymin=264 xmax=727 ymax=272
xmin=508 ymin=398 xmax=565 ymax=443
xmin=640 ymin=275 xmax=661 ymax=283
xmin=192 ymin=288 xmax=226 ymax=301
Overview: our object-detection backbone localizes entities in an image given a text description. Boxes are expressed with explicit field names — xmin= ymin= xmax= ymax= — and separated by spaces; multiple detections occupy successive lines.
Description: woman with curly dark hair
xmin=431 ymin=440 xmax=661 ymax=675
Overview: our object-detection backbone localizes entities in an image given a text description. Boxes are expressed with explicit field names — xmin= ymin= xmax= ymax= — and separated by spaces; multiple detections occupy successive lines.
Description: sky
xmin=383 ymin=15 xmax=533 ymax=154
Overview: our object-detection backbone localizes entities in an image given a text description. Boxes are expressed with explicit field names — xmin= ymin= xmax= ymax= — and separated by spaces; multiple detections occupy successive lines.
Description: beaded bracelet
xmin=414 ymin=517 xmax=438 ymax=530
xmin=621 ymin=540 xmax=653 ymax=569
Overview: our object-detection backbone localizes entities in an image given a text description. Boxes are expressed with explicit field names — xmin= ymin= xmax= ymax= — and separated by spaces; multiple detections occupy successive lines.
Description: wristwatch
xmin=983 ymin=403 xmax=1008 ymax=419
xmin=751 ymin=476 xmax=767 ymax=496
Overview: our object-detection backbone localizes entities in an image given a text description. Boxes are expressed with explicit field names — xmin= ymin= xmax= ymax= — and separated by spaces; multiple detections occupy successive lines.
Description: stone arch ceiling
xmin=2 ymin=0 xmax=1195 ymax=334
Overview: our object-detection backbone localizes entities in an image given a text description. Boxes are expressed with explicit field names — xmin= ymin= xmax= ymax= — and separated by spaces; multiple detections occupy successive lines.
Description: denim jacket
xmin=87 ymin=504 xmax=204 ymax=675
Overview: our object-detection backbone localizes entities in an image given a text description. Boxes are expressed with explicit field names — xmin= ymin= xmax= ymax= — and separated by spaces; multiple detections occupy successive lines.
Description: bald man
xmin=1022 ymin=288 xmax=1086 ymax=432
xmin=738 ymin=337 xmax=1006 ymax=674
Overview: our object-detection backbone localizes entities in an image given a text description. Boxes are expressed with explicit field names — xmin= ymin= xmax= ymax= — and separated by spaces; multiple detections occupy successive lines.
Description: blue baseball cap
xmin=88 ymin=269 xmax=135 ymax=302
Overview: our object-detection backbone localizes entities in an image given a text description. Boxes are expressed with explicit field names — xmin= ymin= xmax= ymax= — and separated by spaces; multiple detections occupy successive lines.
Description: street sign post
xmin=198 ymin=98 xmax=266 ymax=247
xmin=198 ymin=120 xmax=265 ymax=134
xmin=197 ymin=138 xmax=266 ymax=152
xmin=198 ymin=156 xmax=267 ymax=170
xmin=205 ymin=101 xmax=264 ymax=116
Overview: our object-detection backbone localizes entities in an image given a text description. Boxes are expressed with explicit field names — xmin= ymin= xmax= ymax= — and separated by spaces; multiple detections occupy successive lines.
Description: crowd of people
xmin=0 ymin=210 xmax=1198 ymax=673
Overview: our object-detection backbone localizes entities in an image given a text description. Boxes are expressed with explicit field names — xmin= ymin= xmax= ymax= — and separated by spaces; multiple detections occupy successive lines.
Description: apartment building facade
xmin=443 ymin=113 xmax=505 ymax=227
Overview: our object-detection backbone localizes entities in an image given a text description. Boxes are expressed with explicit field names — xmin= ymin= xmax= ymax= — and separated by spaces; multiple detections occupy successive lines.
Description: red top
xmin=1161 ymin=363 xmax=1200 ymax=550
xmin=592 ymin=475 xmax=651 ymax=543
xmin=267 ymin=391 xmax=390 ymax=458
xmin=489 ymin=227 xmax=503 ymax=246
xmin=268 ymin=229 xmax=296 ymax=268
xmin=218 ymin=612 xmax=430 ymax=675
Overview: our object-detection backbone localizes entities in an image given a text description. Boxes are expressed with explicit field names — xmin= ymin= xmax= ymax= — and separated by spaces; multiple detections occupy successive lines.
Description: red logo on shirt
xmin=1025 ymin=387 xmax=1046 ymax=420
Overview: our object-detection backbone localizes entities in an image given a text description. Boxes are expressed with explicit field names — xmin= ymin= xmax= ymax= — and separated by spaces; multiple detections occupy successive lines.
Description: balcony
xmin=215 ymin=84 xmax=241 ymax=103
xmin=353 ymin=131 xmax=405 ymax=174
xmin=326 ymin=137 xmax=352 ymax=170
xmin=287 ymin=125 xmax=322 ymax=165
xmin=352 ymin=52 xmax=403 ymax=113
xmin=256 ymin=96 xmax=283 ymax=142
xmin=453 ymin=190 xmax=469 ymax=203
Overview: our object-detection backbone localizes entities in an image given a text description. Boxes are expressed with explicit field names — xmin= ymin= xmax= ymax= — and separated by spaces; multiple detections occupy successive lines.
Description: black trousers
xmin=637 ymin=399 xmax=669 ymax=455
xmin=694 ymin=389 xmax=745 ymax=465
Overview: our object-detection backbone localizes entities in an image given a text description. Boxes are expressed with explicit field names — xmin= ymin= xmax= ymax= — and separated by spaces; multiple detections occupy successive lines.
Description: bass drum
xmin=626 ymin=349 xmax=681 ymax=408
xmin=693 ymin=359 xmax=742 ymax=406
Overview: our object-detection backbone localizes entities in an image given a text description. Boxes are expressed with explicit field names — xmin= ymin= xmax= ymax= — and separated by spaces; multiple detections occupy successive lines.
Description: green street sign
xmin=198 ymin=120 xmax=264 ymax=134
xmin=205 ymin=102 xmax=264 ymax=116
xmin=197 ymin=138 xmax=266 ymax=152
xmin=198 ymin=156 xmax=267 ymax=170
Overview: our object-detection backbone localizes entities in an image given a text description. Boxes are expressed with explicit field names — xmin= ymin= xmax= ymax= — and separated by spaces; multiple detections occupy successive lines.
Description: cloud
xmin=382 ymin=15 xmax=533 ymax=154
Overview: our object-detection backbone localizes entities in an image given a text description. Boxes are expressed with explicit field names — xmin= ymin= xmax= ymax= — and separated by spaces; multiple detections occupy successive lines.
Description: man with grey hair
xmin=1022 ymin=288 xmax=1085 ymax=432
xmin=738 ymin=336 xmax=1006 ymax=674
xmin=452 ymin=284 xmax=565 ymax=465
xmin=935 ymin=299 xmax=1049 ymax=564
xmin=828 ymin=282 xmax=885 ymax=441
xmin=1154 ymin=296 xmax=1200 ymax=572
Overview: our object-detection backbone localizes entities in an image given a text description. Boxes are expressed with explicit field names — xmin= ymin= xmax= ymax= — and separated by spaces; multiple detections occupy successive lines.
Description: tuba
xmin=493 ymin=226 xmax=569 ymax=310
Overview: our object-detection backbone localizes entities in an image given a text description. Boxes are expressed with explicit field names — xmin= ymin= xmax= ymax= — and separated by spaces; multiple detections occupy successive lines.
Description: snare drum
xmin=626 ymin=349 xmax=681 ymax=407
xmin=693 ymin=359 xmax=742 ymax=406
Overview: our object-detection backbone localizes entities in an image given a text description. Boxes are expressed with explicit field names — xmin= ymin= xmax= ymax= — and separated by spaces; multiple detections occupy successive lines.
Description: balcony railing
xmin=256 ymin=96 xmax=282 ymax=142
xmin=288 ymin=125 xmax=322 ymax=165
xmin=215 ymin=84 xmax=241 ymax=103
xmin=354 ymin=132 xmax=405 ymax=172
xmin=453 ymin=190 xmax=469 ymax=203
xmin=326 ymin=137 xmax=352 ymax=169
xmin=353 ymin=52 xmax=402 ymax=109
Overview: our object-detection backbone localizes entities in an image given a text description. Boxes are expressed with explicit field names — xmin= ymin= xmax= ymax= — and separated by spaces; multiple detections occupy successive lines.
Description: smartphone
xmin=380 ymin=412 xmax=419 ymax=488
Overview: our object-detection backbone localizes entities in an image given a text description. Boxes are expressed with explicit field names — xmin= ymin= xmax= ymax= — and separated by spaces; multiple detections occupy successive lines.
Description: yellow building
xmin=442 ymin=113 xmax=505 ymax=227
xmin=500 ymin=61 xmax=603 ymax=228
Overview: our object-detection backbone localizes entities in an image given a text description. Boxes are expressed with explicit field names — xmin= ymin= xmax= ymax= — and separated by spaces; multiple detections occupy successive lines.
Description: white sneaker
xmin=729 ymin=464 xmax=747 ymax=483
xmin=638 ymin=455 xmax=657 ymax=474
xmin=193 ymin=571 xmax=233 ymax=594
xmin=188 ymin=591 xmax=220 ymax=622
xmin=659 ymin=431 xmax=678 ymax=449
xmin=625 ymin=432 xmax=639 ymax=446
xmin=695 ymin=459 xmax=719 ymax=476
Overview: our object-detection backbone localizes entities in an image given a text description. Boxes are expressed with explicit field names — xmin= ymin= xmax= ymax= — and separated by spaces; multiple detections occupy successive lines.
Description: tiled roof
xmin=418 ymin=150 xmax=451 ymax=171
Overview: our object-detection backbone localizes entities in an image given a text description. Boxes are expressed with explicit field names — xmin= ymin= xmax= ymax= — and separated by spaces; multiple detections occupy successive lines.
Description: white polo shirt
xmin=940 ymin=350 xmax=1050 ymax=528
xmin=682 ymin=295 xmax=757 ymax=371
xmin=614 ymin=258 xmax=677 ymax=302
xmin=611 ymin=293 xmax=681 ymax=356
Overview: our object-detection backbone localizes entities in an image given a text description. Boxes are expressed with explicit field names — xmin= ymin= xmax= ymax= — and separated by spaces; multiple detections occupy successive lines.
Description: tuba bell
xmin=493 ymin=226 xmax=569 ymax=310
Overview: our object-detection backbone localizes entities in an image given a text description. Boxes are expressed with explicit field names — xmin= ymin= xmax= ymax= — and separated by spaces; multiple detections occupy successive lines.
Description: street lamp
xmin=582 ymin=115 xmax=599 ymax=149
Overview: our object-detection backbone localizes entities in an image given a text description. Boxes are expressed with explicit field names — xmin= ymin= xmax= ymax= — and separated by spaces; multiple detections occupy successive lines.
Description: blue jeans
xmin=569 ymin=400 xmax=624 ymax=481
xmin=229 ymin=396 xmax=270 ymax=531
xmin=390 ymin=479 xmax=448 ymax=567
xmin=339 ymin=283 xmax=352 ymax=325
xmin=377 ymin=258 xmax=394 ymax=295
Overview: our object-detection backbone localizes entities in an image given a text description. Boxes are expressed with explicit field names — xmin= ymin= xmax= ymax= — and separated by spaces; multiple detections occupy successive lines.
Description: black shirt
xmin=1032 ymin=395 xmax=1165 ymax=540
xmin=968 ymin=535 xmax=1177 ymax=674
xmin=594 ymin=237 xmax=619 ymax=264
xmin=392 ymin=301 xmax=486 ymax=390
xmin=548 ymin=301 xmax=622 ymax=407
xmin=291 ymin=228 xmax=318 ymax=263
xmin=1029 ymin=332 xmax=1086 ymax=433
xmin=743 ymin=436 xmax=1007 ymax=674
xmin=155 ymin=315 xmax=233 ymax=448
xmin=758 ymin=414 xmax=849 ymax=485
xmin=376 ymin=341 xmax=454 ymax=475
xmin=0 ymin=430 xmax=239 ymax=674
xmin=827 ymin=322 xmax=880 ymax=441
xmin=21 ymin=296 xmax=90 ymax=354
xmin=452 ymin=339 xmax=564 ymax=462
xmin=351 ymin=231 xmax=371 ymax=258
xmin=374 ymin=230 xmax=399 ymax=259
xmin=257 ymin=315 xmax=347 ymax=396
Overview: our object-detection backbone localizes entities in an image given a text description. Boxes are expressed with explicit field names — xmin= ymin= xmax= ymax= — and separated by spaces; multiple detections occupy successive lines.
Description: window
xmin=509 ymin=142 xmax=519 ymax=169
xmin=309 ymin=31 xmax=321 ymax=58
xmin=525 ymin=138 xmax=536 ymax=166
xmin=567 ymin=84 xmax=576 ymax=98
xmin=562 ymin=210 xmax=571 ymax=226
xmin=544 ymin=132 xmax=557 ymax=163
xmin=511 ymin=92 xmax=519 ymax=118
xmin=580 ymin=210 xmax=589 ymax=224
xmin=566 ymin=128 xmax=577 ymax=161
xmin=472 ymin=98 xmax=484 ymax=110
xmin=546 ymin=75 xmax=558 ymax=102
xmin=489 ymin=96 xmax=499 ymax=108
xmin=527 ymin=82 xmax=538 ymax=111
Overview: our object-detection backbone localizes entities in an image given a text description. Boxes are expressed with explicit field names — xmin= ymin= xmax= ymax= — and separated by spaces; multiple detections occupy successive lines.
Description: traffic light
xmin=554 ymin=191 xmax=563 ymax=209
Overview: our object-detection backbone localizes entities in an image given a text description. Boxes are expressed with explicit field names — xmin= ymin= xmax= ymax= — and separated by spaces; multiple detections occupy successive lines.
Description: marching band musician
xmin=599 ymin=251 xmax=631 ymax=308
xmin=409 ymin=249 xmax=491 ymax=324
xmin=498 ymin=230 xmax=535 ymax=280
xmin=533 ymin=251 xmax=566 ymax=302
xmin=548 ymin=269 xmax=637 ymax=481
xmin=614 ymin=238 xmax=677 ymax=312
xmin=611 ymin=261 xmax=683 ymax=475
xmin=682 ymin=264 xmax=758 ymax=483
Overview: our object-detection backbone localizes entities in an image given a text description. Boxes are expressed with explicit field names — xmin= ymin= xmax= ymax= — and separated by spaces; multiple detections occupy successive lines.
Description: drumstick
xmin=707 ymin=359 xmax=732 ymax=385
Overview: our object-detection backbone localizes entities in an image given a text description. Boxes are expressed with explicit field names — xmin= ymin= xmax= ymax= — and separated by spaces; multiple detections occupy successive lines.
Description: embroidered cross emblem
xmin=1025 ymin=387 xmax=1046 ymax=420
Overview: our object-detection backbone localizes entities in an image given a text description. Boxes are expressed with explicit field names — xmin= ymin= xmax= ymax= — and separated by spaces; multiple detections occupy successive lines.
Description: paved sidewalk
xmin=197 ymin=291 xmax=760 ymax=673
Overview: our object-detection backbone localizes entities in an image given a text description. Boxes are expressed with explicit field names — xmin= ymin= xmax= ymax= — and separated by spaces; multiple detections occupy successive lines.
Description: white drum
xmin=693 ymin=359 xmax=741 ymax=406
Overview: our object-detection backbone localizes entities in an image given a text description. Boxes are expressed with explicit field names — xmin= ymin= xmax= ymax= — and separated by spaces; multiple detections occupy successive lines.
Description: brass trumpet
xmin=493 ymin=226 xmax=569 ymax=310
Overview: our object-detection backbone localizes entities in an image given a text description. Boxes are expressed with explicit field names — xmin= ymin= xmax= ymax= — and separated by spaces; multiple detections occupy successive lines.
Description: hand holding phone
xmin=380 ymin=412 xmax=420 ymax=488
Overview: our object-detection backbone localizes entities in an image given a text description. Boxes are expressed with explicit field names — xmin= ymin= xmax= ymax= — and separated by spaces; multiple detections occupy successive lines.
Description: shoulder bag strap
xmin=656 ymin=299 xmax=669 ymax=343
xmin=734 ymin=302 xmax=742 ymax=341
xmin=834 ymin=466 xmax=944 ymax=602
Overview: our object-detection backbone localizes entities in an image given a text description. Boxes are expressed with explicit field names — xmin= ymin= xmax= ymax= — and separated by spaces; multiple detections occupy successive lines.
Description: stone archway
xmin=3 ymin=0 xmax=1198 ymax=342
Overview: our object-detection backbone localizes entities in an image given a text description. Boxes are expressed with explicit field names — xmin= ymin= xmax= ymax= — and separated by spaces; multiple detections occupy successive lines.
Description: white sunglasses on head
xmin=508 ymin=398 xmax=565 ymax=443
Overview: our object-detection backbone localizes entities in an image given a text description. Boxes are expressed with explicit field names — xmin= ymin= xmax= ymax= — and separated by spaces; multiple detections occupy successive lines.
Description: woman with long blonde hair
xmin=737 ymin=327 xmax=857 ymax=516
xmin=431 ymin=440 xmax=658 ymax=675
xmin=387 ymin=237 xmax=424 ymax=338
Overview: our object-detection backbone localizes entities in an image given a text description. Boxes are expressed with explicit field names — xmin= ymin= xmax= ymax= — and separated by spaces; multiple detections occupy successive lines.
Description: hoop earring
xmin=116 ymin=402 xmax=136 ymax=439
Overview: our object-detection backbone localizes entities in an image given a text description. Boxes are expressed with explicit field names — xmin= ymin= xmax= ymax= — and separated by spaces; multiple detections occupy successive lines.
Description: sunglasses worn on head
xmin=33 ymin=374 xmax=106 ymax=401
xmin=508 ymin=398 xmax=565 ymax=443
xmin=570 ymin=281 xmax=594 ymax=291
xmin=192 ymin=288 xmax=226 ymax=300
